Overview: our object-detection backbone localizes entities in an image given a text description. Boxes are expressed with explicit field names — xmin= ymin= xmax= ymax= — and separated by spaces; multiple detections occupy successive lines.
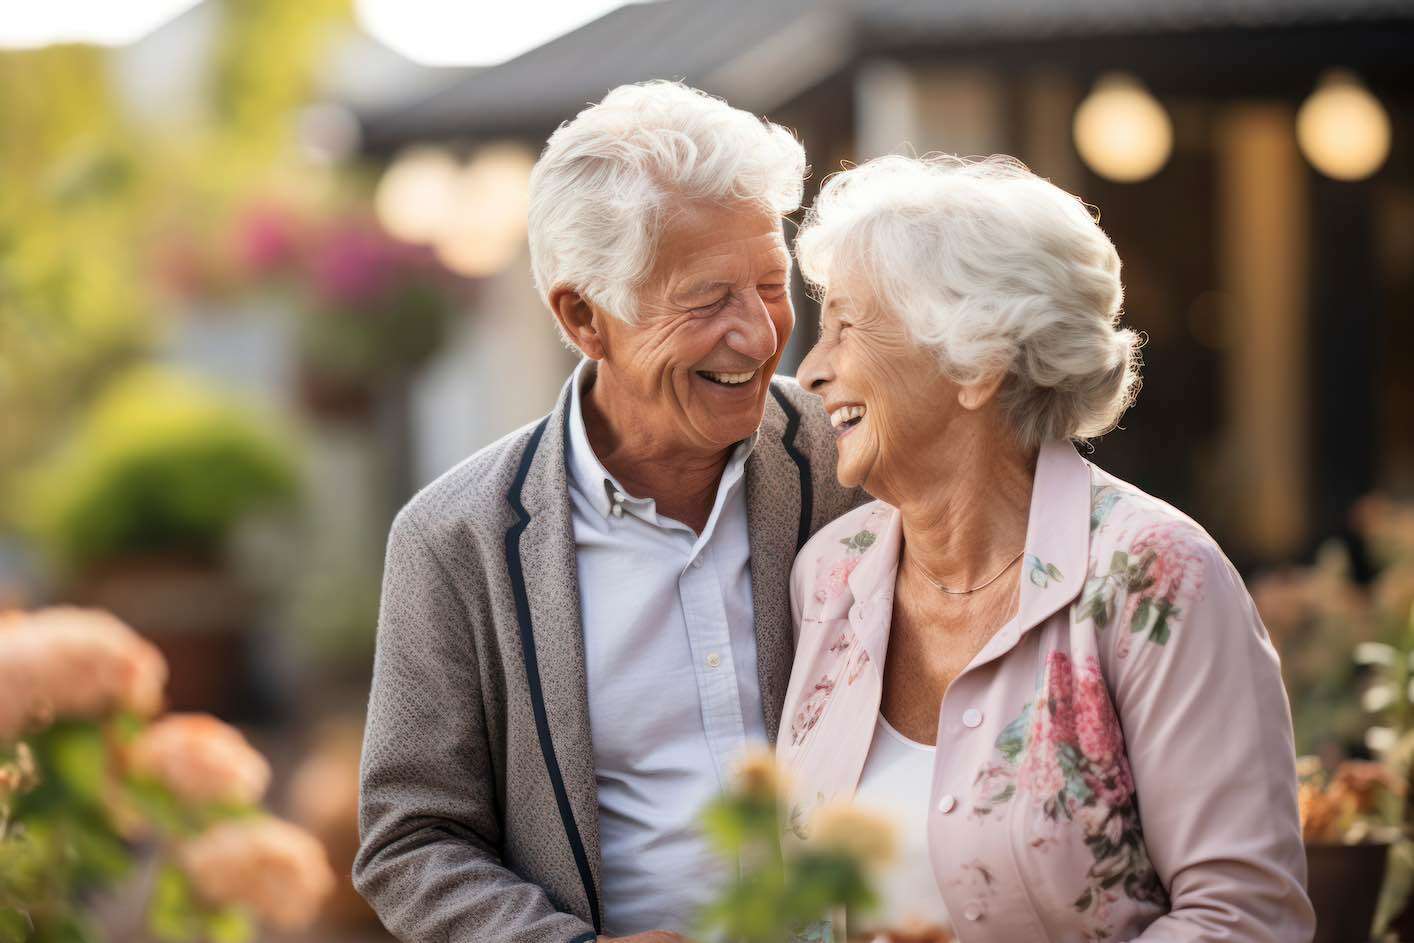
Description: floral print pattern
xmin=972 ymin=652 xmax=1167 ymax=938
xmin=1075 ymin=515 xmax=1207 ymax=656
xmin=790 ymin=528 xmax=878 ymax=747
xmin=1026 ymin=554 xmax=1064 ymax=588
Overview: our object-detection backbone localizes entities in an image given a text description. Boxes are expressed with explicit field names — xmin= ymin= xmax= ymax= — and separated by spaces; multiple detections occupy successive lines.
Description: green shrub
xmin=20 ymin=368 xmax=299 ymax=574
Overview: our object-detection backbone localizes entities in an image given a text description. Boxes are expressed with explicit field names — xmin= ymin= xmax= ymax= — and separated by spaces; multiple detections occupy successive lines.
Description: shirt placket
xmin=678 ymin=545 xmax=748 ymax=791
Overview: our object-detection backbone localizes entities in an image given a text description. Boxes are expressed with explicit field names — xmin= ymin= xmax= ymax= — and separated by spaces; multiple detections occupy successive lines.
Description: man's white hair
xmin=796 ymin=154 xmax=1142 ymax=449
xmin=528 ymin=81 xmax=806 ymax=329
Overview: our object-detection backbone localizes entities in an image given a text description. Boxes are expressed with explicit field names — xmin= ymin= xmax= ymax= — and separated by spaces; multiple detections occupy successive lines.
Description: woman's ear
xmin=550 ymin=287 xmax=606 ymax=360
xmin=958 ymin=370 xmax=1007 ymax=411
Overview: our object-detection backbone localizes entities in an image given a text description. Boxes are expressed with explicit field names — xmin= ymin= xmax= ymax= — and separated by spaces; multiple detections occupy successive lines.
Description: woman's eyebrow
xmin=675 ymin=279 xmax=733 ymax=298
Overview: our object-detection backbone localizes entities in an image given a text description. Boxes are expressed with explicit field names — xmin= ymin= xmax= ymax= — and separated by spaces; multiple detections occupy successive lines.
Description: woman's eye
xmin=691 ymin=295 xmax=729 ymax=313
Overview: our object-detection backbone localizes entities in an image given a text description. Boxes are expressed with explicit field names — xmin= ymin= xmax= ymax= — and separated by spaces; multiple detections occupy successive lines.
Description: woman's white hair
xmin=528 ymin=80 xmax=806 ymax=327
xmin=796 ymin=154 xmax=1142 ymax=449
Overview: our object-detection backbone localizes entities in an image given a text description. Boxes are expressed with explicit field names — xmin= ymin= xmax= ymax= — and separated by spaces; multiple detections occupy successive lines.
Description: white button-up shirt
xmin=565 ymin=361 xmax=765 ymax=936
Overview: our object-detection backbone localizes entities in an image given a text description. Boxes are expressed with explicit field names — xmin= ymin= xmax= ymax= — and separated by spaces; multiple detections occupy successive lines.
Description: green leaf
xmin=1148 ymin=599 xmax=1176 ymax=646
xmin=1375 ymin=838 xmax=1414 ymax=937
xmin=0 ymin=908 xmax=30 ymax=943
xmin=1109 ymin=550 xmax=1129 ymax=573
xmin=1046 ymin=563 xmax=1064 ymax=582
xmin=206 ymin=909 xmax=253 ymax=943
xmin=45 ymin=724 xmax=108 ymax=807
xmin=995 ymin=706 xmax=1031 ymax=763
xmin=1130 ymin=597 xmax=1153 ymax=635
xmin=149 ymin=865 xmax=202 ymax=942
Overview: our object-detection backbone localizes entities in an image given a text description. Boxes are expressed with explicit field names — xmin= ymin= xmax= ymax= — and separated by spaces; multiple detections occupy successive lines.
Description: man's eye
xmin=759 ymin=284 xmax=786 ymax=300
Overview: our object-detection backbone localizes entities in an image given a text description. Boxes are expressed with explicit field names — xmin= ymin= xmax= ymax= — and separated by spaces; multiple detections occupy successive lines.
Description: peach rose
xmin=0 ymin=607 xmax=167 ymax=739
xmin=127 ymin=714 xmax=271 ymax=808
xmin=179 ymin=817 xmax=335 ymax=931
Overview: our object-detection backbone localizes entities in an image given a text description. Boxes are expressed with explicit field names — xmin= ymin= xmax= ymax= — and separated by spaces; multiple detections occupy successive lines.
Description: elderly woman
xmin=778 ymin=156 xmax=1314 ymax=942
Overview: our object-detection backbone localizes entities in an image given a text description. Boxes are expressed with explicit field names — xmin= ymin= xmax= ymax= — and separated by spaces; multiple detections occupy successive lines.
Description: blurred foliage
xmin=697 ymin=752 xmax=899 ymax=943
xmin=1257 ymin=496 xmax=1414 ymax=936
xmin=2 ymin=720 xmax=255 ymax=943
xmin=0 ymin=0 xmax=350 ymax=514
xmin=18 ymin=369 xmax=299 ymax=576
xmin=0 ymin=46 xmax=152 ymax=505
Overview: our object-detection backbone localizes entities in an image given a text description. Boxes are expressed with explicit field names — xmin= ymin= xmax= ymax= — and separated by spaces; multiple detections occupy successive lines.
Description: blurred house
xmin=358 ymin=0 xmax=1414 ymax=569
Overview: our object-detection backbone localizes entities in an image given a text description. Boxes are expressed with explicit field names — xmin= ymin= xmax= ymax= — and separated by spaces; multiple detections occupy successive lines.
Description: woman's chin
xmin=834 ymin=458 xmax=865 ymax=490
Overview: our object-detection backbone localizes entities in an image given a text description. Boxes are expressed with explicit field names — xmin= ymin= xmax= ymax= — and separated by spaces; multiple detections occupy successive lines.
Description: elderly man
xmin=354 ymin=82 xmax=862 ymax=943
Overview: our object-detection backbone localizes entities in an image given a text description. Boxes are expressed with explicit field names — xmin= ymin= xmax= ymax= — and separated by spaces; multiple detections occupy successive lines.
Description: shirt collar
xmin=565 ymin=359 xmax=758 ymax=523
xmin=842 ymin=438 xmax=1094 ymax=673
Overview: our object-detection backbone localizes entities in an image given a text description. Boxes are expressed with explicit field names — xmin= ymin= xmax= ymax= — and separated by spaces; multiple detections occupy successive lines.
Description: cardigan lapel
xmin=506 ymin=378 xmax=602 ymax=929
xmin=746 ymin=385 xmax=811 ymax=746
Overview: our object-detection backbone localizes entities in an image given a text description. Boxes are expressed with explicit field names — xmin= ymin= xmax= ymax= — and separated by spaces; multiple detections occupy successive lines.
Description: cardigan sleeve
xmin=354 ymin=508 xmax=597 ymax=943
xmin=1107 ymin=537 xmax=1315 ymax=942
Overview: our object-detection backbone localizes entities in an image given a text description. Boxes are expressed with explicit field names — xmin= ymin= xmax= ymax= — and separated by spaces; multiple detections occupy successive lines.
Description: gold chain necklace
xmin=906 ymin=548 xmax=1025 ymax=595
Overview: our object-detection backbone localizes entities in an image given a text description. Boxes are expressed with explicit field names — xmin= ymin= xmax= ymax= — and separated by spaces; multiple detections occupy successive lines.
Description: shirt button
xmin=706 ymin=652 xmax=721 ymax=669
xmin=936 ymin=794 xmax=957 ymax=814
xmin=962 ymin=708 xmax=983 ymax=728
xmin=964 ymin=902 xmax=984 ymax=922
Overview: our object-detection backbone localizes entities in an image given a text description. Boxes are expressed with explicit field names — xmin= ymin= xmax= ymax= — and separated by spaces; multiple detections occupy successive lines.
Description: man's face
xmin=594 ymin=200 xmax=794 ymax=455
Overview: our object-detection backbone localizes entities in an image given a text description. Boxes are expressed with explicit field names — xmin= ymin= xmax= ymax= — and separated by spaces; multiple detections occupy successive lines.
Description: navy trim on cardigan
xmin=505 ymin=414 xmax=603 ymax=935
xmin=769 ymin=385 xmax=813 ymax=552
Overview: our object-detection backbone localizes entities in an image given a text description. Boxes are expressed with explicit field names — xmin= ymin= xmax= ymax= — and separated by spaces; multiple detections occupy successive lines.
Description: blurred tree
xmin=0 ymin=46 xmax=151 ymax=505
xmin=0 ymin=0 xmax=350 ymax=516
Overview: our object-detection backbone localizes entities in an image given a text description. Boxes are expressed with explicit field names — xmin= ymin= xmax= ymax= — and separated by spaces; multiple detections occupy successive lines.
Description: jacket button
xmin=936 ymin=794 xmax=957 ymax=814
xmin=964 ymin=903 xmax=984 ymax=921
xmin=962 ymin=708 xmax=983 ymax=728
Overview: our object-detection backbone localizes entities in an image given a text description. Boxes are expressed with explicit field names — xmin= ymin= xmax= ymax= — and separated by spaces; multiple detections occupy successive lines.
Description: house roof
xmin=357 ymin=0 xmax=1414 ymax=151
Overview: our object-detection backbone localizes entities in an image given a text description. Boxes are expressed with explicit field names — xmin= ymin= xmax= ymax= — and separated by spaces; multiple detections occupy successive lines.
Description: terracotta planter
xmin=71 ymin=556 xmax=258 ymax=718
xmin=1306 ymin=841 xmax=1390 ymax=943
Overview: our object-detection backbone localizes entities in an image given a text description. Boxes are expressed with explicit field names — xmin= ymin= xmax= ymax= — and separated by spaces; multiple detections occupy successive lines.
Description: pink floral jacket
xmin=777 ymin=440 xmax=1314 ymax=942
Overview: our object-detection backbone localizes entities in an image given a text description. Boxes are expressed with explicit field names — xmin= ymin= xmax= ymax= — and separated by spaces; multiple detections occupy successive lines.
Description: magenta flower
xmin=236 ymin=203 xmax=302 ymax=277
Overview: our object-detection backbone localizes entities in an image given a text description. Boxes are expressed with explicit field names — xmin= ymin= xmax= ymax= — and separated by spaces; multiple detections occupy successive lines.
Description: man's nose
xmin=724 ymin=292 xmax=779 ymax=363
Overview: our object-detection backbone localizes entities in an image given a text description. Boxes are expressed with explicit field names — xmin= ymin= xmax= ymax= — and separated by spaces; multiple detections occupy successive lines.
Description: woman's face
xmin=797 ymin=276 xmax=962 ymax=499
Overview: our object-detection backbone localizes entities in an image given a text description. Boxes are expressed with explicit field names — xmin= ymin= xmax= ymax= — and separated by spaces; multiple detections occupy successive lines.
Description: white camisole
xmin=850 ymin=714 xmax=953 ymax=936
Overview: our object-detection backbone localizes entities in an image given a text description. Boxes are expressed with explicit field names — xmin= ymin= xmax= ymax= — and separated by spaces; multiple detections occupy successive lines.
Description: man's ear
xmin=549 ymin=286 xmax=606 ymax=360
xmin=958 ymin=370 xmax=1007 ymax=411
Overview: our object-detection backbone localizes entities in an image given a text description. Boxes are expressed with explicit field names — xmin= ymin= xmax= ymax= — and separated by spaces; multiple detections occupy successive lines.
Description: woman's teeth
xmin=830 ymin=405 xmax=866 ymax=430
xmin=700 ymin=370 xmax=756 ymax=386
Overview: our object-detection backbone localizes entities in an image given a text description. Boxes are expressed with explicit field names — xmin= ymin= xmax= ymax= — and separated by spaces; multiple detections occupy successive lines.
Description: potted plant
xmin=1254 ymin=495 xmax=1414 ymax=940
xmin=17 ymin=369 xmax=299 ymax=717
xmin=1298 ymin=758 xmax=1403 ymax=943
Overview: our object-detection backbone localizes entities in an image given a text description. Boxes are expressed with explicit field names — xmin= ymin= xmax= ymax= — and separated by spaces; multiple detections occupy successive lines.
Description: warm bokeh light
xmin=433 ymin=144 xmax=536 ymax=278
xmin=1073 ymin=73 xmax=1174 ymax=183
xmin=373 ymin=146 xmax=461 ymax=244
xmin=1297 ymin=70 xmax=1391 ymax=181
xmin=376 ymin=143 xmax=534 ymax=278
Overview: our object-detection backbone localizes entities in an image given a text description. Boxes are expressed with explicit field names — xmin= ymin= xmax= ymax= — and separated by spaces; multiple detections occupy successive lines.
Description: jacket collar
xmin=504 ymin=369 xmax=813 ymax=918
xmin=845 ymin=439 xmax=1094 ymax=676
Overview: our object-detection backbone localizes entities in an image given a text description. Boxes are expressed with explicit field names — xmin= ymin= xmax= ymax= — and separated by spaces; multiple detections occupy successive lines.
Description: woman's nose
xmin=797 ymin=339 xmax=831 ymax=394
xmin=724 ymin=292 xmax=779 ymax=363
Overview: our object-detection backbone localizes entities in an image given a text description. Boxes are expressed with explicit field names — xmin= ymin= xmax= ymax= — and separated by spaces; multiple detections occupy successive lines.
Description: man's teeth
xmin=830 ymin=405 xmax=866 ymax=429
xmin=701 ymin=370 xmax=756 ymax=385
